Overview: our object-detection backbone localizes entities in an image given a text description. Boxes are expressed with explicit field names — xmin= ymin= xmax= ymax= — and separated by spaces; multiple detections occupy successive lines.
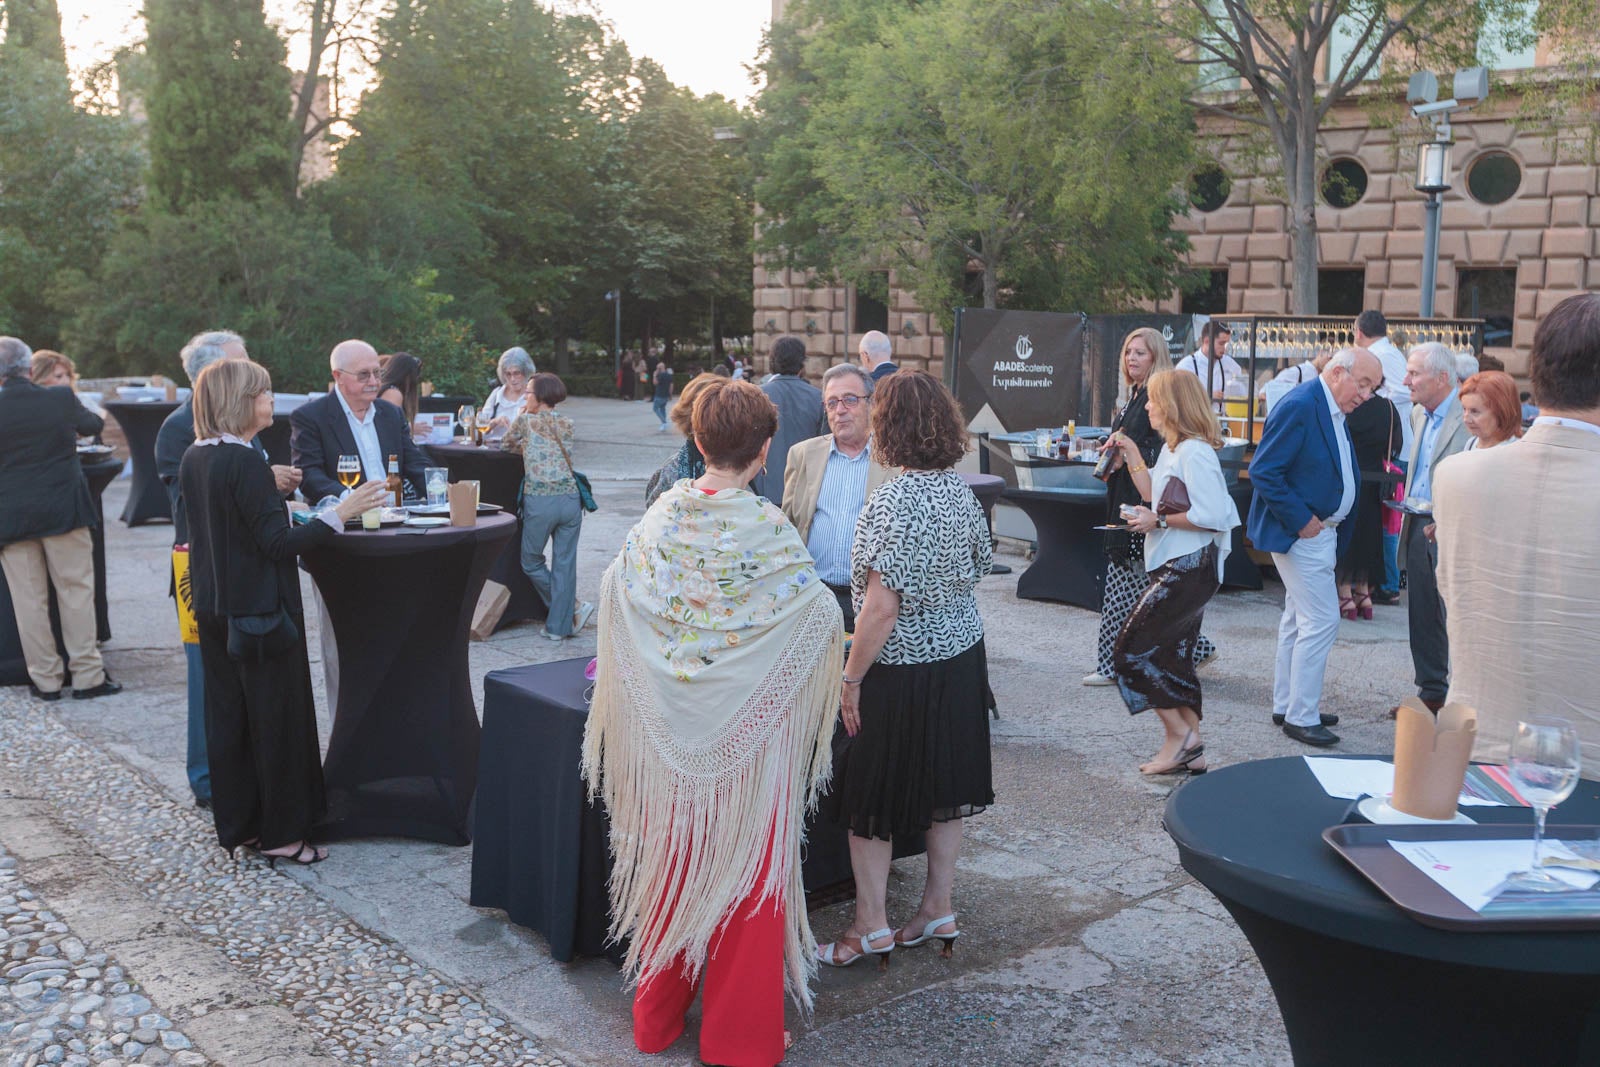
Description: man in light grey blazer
xmin=749 ymin=335 xmax=825 ymax=507
xmin=1435 ymin=292 xmax=1600 ymax=765
xmin=1397 ymin=341 xmax=1471 ymax=713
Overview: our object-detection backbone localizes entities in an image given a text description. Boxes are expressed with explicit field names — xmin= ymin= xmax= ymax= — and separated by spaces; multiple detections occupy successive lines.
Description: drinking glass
xmin=336 ymin=454 xmax=361 ymax=498
xmin=458 ymin=404 xmax=477 ymax=441
xmin=425 ymin=467 xmax=449 ymax=507
xmin=1504 ymin=716 xmax=1582 ymax=893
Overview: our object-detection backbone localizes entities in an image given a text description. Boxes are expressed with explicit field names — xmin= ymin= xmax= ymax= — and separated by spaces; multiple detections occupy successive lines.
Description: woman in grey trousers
xmin=501 ymin=373 xmax=594 ymax=641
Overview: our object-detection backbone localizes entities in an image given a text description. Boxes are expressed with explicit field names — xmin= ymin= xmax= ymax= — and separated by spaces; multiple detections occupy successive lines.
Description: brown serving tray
xmin=1324 ymin=822 xmax=1600 ymax=932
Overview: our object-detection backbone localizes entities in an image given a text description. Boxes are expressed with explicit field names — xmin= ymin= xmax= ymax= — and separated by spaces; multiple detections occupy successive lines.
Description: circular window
xmin=1188 ymin=164 xmax=1232 ymax=213
xmin=1466 ymin=151 xmax=1522 ymax=204
xmin=1320 ymin=158 xmax=1369 ymax=207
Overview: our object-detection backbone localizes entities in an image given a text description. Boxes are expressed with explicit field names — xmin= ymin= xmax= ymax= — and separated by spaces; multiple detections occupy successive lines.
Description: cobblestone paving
xmin=0 ymin=691 xmax=565 ymax=1067
xmin=1 ymin=848 xmax=210 ymax=1067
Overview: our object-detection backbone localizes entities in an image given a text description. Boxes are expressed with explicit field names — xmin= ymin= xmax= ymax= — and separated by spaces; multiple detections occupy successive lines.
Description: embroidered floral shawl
xmin=583 ymin=481 xmax=844 ymax=1009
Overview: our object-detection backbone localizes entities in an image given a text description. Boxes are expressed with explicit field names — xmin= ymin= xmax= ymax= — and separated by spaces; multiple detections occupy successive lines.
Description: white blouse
xmin=481 ymin=385 xmax=527 ymax=423
xmin=1145 ymin=438 xmax=1240 ymax=580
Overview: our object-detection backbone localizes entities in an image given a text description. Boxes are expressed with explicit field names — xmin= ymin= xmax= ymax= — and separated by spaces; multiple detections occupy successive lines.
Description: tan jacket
xmin=1433 ymin=422 xmax=1600 ymax=766
xmin=780 ymin=434 xmax=897 ymax=545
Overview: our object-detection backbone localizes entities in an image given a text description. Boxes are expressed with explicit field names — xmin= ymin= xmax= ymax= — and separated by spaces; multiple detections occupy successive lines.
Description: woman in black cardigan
xmin=1086 ymin=328 xmax=1217 ymax=685
xmin=180 ymin=359 xmax=387 ymax=865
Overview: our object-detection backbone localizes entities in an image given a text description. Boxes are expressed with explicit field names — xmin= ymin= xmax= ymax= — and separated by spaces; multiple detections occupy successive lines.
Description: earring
xmin=760 ymin=464 xmax=768 ymax=477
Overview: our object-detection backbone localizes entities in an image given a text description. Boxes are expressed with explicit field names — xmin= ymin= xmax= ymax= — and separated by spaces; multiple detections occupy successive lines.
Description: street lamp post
xmin=604 ymin=289 xmax=622 ymax=381
xmin=1406 ymin=68 xmax=1489 ymax=318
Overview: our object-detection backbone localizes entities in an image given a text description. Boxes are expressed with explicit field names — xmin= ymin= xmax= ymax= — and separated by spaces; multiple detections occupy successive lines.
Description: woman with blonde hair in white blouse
xmin=1110 ymin=370 xmax=1240 ymax=777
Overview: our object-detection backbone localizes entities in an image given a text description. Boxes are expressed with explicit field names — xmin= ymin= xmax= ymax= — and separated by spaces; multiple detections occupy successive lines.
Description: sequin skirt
xmin=1112 ymin=544 xmax=1220 ymax=717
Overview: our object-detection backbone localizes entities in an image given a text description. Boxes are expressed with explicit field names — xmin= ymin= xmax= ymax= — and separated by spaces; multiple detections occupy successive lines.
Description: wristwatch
xmin=1156 ymin=515 xmax=1168 ymax=530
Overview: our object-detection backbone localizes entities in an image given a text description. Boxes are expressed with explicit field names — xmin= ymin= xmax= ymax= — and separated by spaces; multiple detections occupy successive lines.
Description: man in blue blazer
xmin=291 ymin=339 xmax=430 ymax=502
xmin=1247 ymin=347 xmax=1382 ymax=746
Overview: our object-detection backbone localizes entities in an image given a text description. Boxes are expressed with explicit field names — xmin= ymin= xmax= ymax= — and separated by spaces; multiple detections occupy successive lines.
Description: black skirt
xmin=830 ymin=638 xmax=994 ymax=841
xmin=1113 ymin=544 xmax=1219 ymax=717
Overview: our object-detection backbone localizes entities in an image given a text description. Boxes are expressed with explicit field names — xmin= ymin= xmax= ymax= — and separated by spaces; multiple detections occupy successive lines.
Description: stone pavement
xmin=1 ymin=395 xmax=1422 ymax=1065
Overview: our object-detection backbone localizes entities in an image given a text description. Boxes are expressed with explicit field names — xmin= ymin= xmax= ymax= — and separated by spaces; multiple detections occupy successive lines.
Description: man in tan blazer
xmin=1397 ymin=341 xmax=1471 ymax=713
xmin=1434 ymin=292 xmax=1600 ymax=766
xmin=782 ymin=363 xmax=896 ymax=629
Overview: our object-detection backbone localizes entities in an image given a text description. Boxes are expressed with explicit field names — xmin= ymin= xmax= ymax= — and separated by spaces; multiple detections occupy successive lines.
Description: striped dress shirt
xmin=806 ymin=438 xmax=873 ymax=585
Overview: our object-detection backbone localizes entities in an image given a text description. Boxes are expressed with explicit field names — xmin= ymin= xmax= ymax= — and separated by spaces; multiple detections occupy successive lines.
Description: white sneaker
xmin=1082 ymin=672 xmax=1116 ymax=686
xmin=573 ymin=601 xmax=596 ymax=632
xmin=544 ymin=630 xmax=569 ymax=642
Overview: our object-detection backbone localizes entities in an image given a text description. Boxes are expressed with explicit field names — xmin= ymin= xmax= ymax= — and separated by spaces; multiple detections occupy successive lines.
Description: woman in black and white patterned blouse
xmin=816 ymin=371 xmax=994 ymax=971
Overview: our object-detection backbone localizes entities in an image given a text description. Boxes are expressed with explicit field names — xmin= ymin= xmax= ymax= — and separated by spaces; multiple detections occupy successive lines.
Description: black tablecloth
xmin=1165 ymin=756 xmax=1600 ymax=1065
xmin=0 ymin=455 xmax=120 ymax=686
xmin=1221 ymin=480 xmax=1262 ymax=591
xmin=104 ymin=400 xmax=179 ymax=526
xmin=1003 ymin=486 xmax=1108 ymax=609
xmin=303 ymin=513 xmax=516 ymax=844
xmin=422 ymin=443 xmax=544 ymax=631
xmin=471 ymin=658 xmax=924 ymax=962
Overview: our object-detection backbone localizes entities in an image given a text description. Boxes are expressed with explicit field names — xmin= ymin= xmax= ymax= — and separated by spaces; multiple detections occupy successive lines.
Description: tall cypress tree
xmin=142 ymin=0 xmax=295 ymax=208
xmin=0 ymin=0 xmax=71 ymax=98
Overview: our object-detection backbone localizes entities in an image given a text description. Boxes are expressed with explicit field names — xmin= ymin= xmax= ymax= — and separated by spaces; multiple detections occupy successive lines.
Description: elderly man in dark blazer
xmin=291 ymin=338 xmax=429 ymax=502
xmin=747 ymin=335 xmax=825 ymax=507
xmin=0 ymin=337 xmax=120 ymax=700
xmin=1247 ymin=347 xmax=1382 ymax=746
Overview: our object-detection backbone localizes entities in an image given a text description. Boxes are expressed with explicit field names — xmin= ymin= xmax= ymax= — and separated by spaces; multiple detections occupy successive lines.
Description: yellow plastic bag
xmin=172 ymin=547 xmax=198 ymax=645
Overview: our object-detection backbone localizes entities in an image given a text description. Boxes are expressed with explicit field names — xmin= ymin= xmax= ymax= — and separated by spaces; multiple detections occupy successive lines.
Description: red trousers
xmin=632 ymin=887 xmax=786 ymax=1066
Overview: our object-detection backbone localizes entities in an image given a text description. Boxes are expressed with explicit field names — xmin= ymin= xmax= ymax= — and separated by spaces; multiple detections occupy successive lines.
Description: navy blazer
xmin=1246 ymin=378 xmax=1357 ymax=557
xmin=870 ymin=362 xmax=898 ymax=381
xmin=289 ymin=392 xmax=429 ymax=502
xmin=0 ymin=380 xmax=103 ymax=548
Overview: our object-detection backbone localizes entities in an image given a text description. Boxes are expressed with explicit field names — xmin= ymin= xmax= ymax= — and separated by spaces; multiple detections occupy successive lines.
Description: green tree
xmin=142 ymin=0 xmax=296 ymax=207
xmin=0 ymin=3 xmax=143 ymax=347
xmin=755 ymin=0 xmax=1196 ymax=331
xmin=1146 ymin=0 xmax=1599 ymax=313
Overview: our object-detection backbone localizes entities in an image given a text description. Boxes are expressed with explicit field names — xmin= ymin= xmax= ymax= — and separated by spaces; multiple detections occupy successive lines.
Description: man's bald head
xmin=329 ymin=339 xmax=382 ymax=412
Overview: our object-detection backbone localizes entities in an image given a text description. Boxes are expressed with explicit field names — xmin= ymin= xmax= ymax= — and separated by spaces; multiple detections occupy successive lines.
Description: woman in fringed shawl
xmin=585 ymin=378 xmax=845 ymax=1066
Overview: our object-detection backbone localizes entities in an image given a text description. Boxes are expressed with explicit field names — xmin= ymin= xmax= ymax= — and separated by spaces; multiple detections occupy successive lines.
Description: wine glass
xmin=457 ymin=404 xmax=477 ymax=441
xmin=1503 ymin=716 xmax=1582 ymax=893
xmin=336 ymin=455 xmax=361 ymax=498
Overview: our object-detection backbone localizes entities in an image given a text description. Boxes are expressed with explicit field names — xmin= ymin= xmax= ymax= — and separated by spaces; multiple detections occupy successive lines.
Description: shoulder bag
xmin=541 ymin=423 xmax=598 ymax=513
xmin=1381 ymin=406 xmax=1405 ymax=537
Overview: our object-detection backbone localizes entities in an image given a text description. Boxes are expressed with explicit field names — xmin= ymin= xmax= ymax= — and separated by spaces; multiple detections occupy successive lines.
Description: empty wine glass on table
xmin=1504 ymin=716 xmax=1582 ymax=893
xmin=458 ymin=404 xmax=477 ymax=442
xmin=336 ymin=454 xmax=361 ymax=499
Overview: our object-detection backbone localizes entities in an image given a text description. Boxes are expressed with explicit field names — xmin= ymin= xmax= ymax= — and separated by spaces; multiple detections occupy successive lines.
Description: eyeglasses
xmin=337 ymin=368 xmax=382 ymax=382
xmin=824 ymin=394 xmax=866 ymax=411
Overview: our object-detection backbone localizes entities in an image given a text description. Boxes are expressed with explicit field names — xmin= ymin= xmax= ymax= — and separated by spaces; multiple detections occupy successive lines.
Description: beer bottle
xmin=387 ymin=454 xmax=402 ymax=507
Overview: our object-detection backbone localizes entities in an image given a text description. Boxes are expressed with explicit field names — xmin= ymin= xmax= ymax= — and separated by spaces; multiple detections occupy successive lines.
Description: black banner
xmin=952 ymin=308 xmax=1084 ymax=433
xmin=1080 ymin=314 xmax=1194 ymax=426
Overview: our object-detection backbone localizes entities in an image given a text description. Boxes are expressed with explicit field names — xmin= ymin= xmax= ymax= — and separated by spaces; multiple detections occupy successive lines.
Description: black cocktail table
xmin=104 ymin=399 xmax=179 ymax=526
xmin=1165 ymin=756 xmax=1600 ymax=1065
xmin=1002 ymin=486 xmax=1108 ymax=609
xmin=303 ymin=513 xmax=516 ymax=844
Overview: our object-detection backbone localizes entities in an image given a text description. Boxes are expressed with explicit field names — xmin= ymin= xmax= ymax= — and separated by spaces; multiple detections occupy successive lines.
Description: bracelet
xmin=842 ymin=674 xmax=864 ymax=686
xmin=1128 ymin=461 xmax=1147 ymax=473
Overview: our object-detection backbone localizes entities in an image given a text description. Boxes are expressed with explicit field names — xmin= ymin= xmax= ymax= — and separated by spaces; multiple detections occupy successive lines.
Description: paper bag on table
xmin=448 ymin=482 xmax=477 ymax=527
xmin=1391 ymin=698 xmax=1477 ymax=820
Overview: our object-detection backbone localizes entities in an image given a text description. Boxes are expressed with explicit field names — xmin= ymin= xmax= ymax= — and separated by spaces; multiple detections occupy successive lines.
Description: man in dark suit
xmin=859 ymin=330 xmax=898 ymax=380
xmin=156 ymin=330 xmax=302 ymax=810
xmin=0 ymin=337 xmax=121 ymax=700
xmin=291 ymin=338 xmax=429 ymax=501
xmin=748 ymin=335 xmax=825 ymax=506
xmin=1247 ymin=347 xmax=1381 ymax=746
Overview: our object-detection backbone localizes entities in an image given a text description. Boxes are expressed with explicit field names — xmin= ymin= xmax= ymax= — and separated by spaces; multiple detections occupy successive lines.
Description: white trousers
xmin=1270 ymin=528 xmax=1339 ymax=727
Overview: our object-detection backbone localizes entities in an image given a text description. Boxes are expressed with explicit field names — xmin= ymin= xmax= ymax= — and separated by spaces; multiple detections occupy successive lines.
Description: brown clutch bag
xmin=1156 ymin=476 xmax=1191 ymax=516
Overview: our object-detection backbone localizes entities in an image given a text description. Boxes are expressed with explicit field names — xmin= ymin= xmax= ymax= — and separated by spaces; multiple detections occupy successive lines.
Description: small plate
xmin=1093 ymin=524 xmax=1134 ymax=532
xmin=1357 ymin=795 xmax=1475 ymax=826
xmin=403 ymin=516 xmax=451 ymax=528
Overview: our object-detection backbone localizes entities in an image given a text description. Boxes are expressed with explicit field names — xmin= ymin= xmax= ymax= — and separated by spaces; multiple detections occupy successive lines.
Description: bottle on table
xmin=386 ymin=454 xmax=402 ymax=507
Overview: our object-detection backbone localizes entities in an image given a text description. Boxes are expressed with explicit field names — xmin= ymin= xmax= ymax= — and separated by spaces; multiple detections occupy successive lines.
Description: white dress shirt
xmin=335 ymin=389 xmax=386 ymax=483
xmin=1533 ymin=415 xmax=1600 ymax=439
xmin=1366 ymin=335 xmax=1413 ymax=457
xmin=1174 ymin=352 xmax=1246 ymax=402
xmin=1320 ymin=378 xmax=1357 ymax=524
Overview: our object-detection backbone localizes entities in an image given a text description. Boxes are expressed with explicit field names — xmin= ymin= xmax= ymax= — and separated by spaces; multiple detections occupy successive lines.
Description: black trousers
xmin=1404 ymin=522 xmax=1449 ymax=704
xmin=195 ymin=610 xmax=327 ymax=852
xmin=825 ymin=582 xmax=856 ymax=632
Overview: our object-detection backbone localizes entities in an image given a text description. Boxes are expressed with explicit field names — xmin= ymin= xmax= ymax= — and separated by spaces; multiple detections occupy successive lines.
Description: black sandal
xmin=264 ymin=842 xmax=327 ymax=868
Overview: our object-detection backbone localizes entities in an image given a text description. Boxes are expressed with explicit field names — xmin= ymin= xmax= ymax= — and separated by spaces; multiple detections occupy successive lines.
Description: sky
xmin=54 ymin=0 xmax=771 ymax=104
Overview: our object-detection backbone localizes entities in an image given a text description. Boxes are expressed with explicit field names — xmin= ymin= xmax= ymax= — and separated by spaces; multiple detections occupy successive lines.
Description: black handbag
xmin=226 ymin=607 xmax=299 ymax=663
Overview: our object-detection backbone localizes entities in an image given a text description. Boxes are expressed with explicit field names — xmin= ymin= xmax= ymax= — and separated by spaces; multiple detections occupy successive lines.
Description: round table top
xmin=311 ymin=511 xmax=517 ymax=558
xmin=103 ymin=399 xmax=180 ymax=418
xmin=1164 ymin=755 xmax=1600 ymax=973
xmin=423 ymin=441 xmax=521 ymax=462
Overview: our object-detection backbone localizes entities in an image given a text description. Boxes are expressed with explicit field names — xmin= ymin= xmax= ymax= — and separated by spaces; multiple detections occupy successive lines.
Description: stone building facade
xmin=754 ymin=4 xmax=1597 ymax=380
